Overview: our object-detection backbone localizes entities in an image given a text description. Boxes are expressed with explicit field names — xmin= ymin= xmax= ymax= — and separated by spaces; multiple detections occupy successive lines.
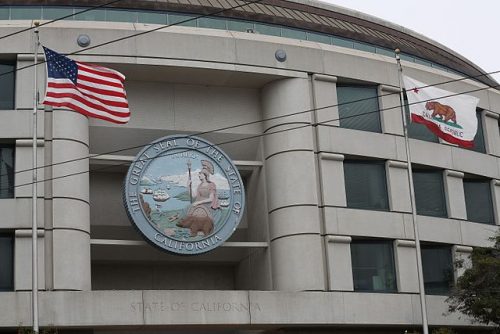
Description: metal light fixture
xmin=275 ymin=49 xmax=286 ymax=62
xmin=77 ymin=34 xmax=91 ymax=47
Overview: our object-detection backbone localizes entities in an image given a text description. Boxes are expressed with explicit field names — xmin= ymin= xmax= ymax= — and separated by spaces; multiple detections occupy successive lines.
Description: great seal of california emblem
xmin=123 ymin=135 xmax=245 ymax=255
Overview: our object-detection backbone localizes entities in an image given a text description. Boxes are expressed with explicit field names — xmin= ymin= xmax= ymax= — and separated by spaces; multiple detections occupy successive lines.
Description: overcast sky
xmin=320 ymin=0 xmax=500 ymax=83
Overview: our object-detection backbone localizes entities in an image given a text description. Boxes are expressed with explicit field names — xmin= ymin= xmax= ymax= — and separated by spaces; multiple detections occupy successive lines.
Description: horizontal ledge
xmin=312 ymin=74 xmax=337 ymax=83
xmin=484 ymin=110 xmax=500 ymax=119
xmin=319 ymin=152 xmax=344 ymax=161
xmin=90 ymin=154 xmax=262 ymax=169
xmin=395 ymin=240 xmax=415 ymax=248
xmin=326 ymin=235 xmax=351 ymax=244
xmin=16 ymin=139 xmax=44 ymax=147
xmin=90 ymin=239 xmax=268 ymax=248
xmin=379 ymin=84 xmax=400 ymax=93
xmin=17 ymin=54 xmax=45 ymax=61
xmin=453 ymin=245 xmax=473 ymax=253
xmin=387 ymin=160 xmax=408 ymax=169
xmin=445 ymin=170 xmax=464 ymax=178
xmin=15 ymin=230 xmax=45 ymax=238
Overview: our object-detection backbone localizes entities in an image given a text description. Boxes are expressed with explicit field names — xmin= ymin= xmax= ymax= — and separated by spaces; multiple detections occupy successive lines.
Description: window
xmin=0 ymin=62 xmax=15 ymax=110
xmin=0 ymin=234 xmax=13 ymax=291
xmin=344 ymin=160 xmax=389 ymax=211
xmin=421 ymin=244 xmax=454 ymax=295
xmin=468 ymin=111 xmax=486 ymax=153
xmin=404 ymin=93 xmax=439 ymax=143
xmin=0 ymin=145 xmax=14 ymax=199
xmin=464 ymin=178 xmax=494 ymax=224
xmin=351 ymin=240 xmax=397 ymax=292
xmin=413 ymin=169 xmax=447 ymax=217
xmin=337 ymin=85 xmax=381 ymax=133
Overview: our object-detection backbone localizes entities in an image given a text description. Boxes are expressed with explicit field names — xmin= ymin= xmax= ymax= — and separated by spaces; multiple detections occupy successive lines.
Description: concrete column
xmin=491 ymin=180 xmax=500 ymax=226
xmin=326 ymin=235 xmax=353 ymax=291
xmin=14 ymin=230 xmax=45 ymax=291
xmin=49 ymin=110 xmax=91 ymax=291
xmin=394 ymin=240 xmax=419 ymax=293
xmin=444 ymin=170 xmax=466 ymax=220
xmin=379 ymin=85 xmax=404 ymax=136
xmin=452 ymin=245 xmax=473 ymax=280
xmin=483 ymin=110 xmax=500 ymax=156
xmin=312 ymin=74 xmax=338 ymax=126
xmin=262 ymin=77 xmax=325 ymax=291
xmin=318 ymin=153 xmax=346 ymax=207
xmin=386 ymin=160 xmax=411 ymax=213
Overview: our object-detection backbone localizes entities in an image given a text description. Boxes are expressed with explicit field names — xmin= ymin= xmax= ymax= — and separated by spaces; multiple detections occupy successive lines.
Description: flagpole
xmin=32 ymin=21 xmax=40 ymax=334
xmin=395 ymin=48 xmax=429 ymax=334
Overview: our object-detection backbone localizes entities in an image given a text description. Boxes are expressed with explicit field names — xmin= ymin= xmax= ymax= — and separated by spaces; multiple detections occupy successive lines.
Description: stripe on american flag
xmin=42 ymin=47 xmax=130 ymax=124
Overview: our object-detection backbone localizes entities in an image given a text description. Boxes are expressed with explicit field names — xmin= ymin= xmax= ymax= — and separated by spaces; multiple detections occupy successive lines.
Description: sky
xmin=320 ymin=0 xmax=500 ymax=83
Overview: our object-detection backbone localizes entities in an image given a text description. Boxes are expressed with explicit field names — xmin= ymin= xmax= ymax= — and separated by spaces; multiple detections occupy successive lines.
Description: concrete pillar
xmin=452 ymin=245 xmax=473 ymax=280
xmin=326 ymin=235 xmax=353 ymax=291
xmin=394 ymin=240 xmax=419 ymax=293
xmin=483 ymin=110 xmax=500 ymax=156
xmin=444 ymin=170 xmax=466 ymax=220
xmin=318 ymin=153 xmax=346 ymax=207
xmin=14 ymin=230 xmax=45 ymax=291
xmin=262 ymin=77 xmax=325 ymax=291
xmin=49 ymin=110 xmax=90 ymax=291
xmin=386 ymin=160 xmax=411 ymax=213
xmin=312 ymin=74 xmax=338 ymax=126
xmin=379 ymin=85 xmax=404 ymax=136
xmin=14 ymin=140 xmax=46 ymax=290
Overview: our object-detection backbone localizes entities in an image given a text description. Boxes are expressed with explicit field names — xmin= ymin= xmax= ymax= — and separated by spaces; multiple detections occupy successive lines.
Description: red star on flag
xmin=412 ymin=87 xmax=419 ymax=93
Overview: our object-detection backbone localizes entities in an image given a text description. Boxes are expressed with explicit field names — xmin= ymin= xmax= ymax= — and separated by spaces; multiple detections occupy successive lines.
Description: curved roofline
xmin=2 ymin=0 xmax=497 ymax=87
xmin=297 ymin=0 xmax=496 ymax=84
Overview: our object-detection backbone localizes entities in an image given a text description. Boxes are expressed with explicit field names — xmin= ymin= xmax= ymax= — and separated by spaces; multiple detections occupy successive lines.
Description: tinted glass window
xmin=0 ymin=234 xmax=14 ymax=291
xmin=464 ymin=179 xmax=494 ymax=224
xmin=42 ymin=7 xmax=74 ymax=20
xmin=73 ymin=8 xmax=105 ymax=21
xmin=0 ymin=62 xmax=15 ymax=110
xmin=421 ymin=244 xmax=453 ymax=295
xmin=198 ymin=17 xmax=226 ymax=29
xmin=344 ymin=160 xmax=388 ymax=211
xmin=137 ymin=11 xmax=166 ymax=24
xmin=106 ymin=9 xmax=137 ymax=23
xmin=10 ymin=6 xmax=41 ymax=19
xmin=0 ymin=145 xmax=14 ymax=199
xmin=338 ymin=86 xmax=381 ymax=133
xmin=413 ymin=169 xmax=447 ymax=217
xmin=168 ymin=13 xmax=197 ymax=27
xmin=468 ymin=112 xmax=486 ymax=153
xmin=351 ymin=240 xmax=397 ymax=292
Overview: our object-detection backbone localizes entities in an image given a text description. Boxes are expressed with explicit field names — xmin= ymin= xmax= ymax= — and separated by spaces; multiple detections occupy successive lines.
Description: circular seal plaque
xmin=123 ymin=135 xmax=245 ymax=255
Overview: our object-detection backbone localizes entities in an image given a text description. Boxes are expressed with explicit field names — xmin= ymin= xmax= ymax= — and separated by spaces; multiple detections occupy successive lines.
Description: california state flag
xmin=403 ymin=75 xmax=479 ymax=148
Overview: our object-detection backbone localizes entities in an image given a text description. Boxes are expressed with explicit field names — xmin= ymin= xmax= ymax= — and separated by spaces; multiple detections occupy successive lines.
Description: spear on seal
xmin=187 ymin=159 xmax=192 ymax=203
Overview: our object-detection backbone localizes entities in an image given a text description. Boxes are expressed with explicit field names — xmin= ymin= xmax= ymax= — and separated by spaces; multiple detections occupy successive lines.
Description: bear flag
xmin=403 ymin=75 xmax=479 ymax=148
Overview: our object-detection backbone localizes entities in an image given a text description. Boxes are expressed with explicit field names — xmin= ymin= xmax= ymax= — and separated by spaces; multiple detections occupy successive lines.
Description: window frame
xmin=463 ymin=177 xmax=495 ymax=225
xmin=0 ymin=233 xmax=14 ymax=291
xmin=343 ymin=159 xmax=389 ymax=211
xmin=412 ymin=168 xmax=448 ymax=218
xmin=337 ymin=84 xmax=382 ymax=133
xmin=0 ymin=60 xmax=16 ymax=110
xmin=421 ymin=243 xmax=454 ymax=295
xmin=350 ymin=239 xmax=398 ymax=293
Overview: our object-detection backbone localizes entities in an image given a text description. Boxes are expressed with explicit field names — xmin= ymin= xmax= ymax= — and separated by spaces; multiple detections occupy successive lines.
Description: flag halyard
xmin=403 ymin=75 xmax=479 ymax=148
xmin=42 ymin=47 xmax=130 ymax=124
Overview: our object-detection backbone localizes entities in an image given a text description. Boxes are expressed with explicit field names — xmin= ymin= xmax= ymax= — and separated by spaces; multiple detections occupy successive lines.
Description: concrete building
xmin=0 ymin=0 xmax=499 ymax=333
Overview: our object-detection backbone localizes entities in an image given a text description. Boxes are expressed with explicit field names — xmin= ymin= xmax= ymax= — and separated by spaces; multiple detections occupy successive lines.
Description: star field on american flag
xmin=45 ymin=47 xmax=78 ymax=85
xmin=42 ymin=46 xmax=130 ymax=124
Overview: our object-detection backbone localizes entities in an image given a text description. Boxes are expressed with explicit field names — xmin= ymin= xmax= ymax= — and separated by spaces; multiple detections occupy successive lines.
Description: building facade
xmin=0 ymin=1 xmax=499 ymax=333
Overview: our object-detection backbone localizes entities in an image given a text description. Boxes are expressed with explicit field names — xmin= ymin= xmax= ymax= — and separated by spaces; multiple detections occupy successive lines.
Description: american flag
xmin=42 ymin=46 xmax=130 ymax=124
